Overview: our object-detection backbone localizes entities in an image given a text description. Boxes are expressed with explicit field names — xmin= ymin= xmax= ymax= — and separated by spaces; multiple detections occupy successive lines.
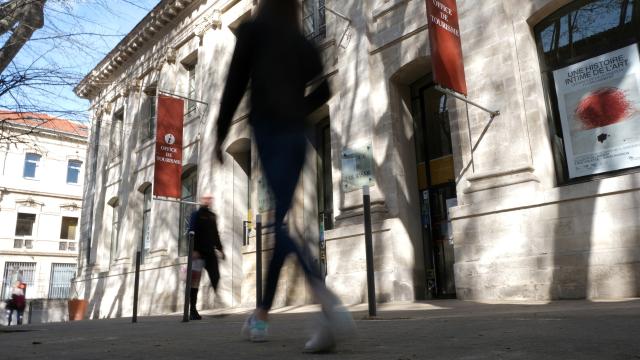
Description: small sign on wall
xmin=258 ymin=177 xmax=275 ymax=212
xmin=341 ymin=142 xmax=375 ymax=192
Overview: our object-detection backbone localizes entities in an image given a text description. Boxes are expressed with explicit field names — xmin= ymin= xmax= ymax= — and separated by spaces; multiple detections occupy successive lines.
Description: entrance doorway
xmin=315 ymin=117 xmax=333 ymax=279
xmin=411 ymin=76 xmax=457 ymax=298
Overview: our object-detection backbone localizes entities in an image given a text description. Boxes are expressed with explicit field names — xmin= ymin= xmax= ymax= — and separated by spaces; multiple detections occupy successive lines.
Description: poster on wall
xmin=553 ymin=43 xmax=640 ymax=178
xmin=153 ymin=95 xmax=184 ymax=198
xmin=425 ymin=0 xmax=467 ymax=95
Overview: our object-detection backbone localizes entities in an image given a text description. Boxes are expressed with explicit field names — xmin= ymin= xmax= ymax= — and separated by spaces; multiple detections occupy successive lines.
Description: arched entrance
xmin=410 ymin=75 xmax=457 ymax=298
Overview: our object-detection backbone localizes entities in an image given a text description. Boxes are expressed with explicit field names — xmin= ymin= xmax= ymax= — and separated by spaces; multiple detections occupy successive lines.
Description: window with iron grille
xmin=303 ymin=0 xmax=326 ymax=41
xmin=1 ymin=262 xmax=35 ymax=299
xmin=48 ymin=263 xmax=76 ymax=299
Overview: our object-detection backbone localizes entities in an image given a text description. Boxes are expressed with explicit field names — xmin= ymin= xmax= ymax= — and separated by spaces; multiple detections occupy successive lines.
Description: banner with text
xmin=153 ymin=95 xmax=184 ymax=198
xmin=426 ymin=0 xmax=467 ymax=95
xmin=553 ymin=44 xmax=640 ymax=178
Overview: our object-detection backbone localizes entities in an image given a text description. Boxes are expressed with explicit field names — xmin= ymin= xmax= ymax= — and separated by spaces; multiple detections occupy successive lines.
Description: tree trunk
xmin=0 ymin=0 xmax=47 ymax=74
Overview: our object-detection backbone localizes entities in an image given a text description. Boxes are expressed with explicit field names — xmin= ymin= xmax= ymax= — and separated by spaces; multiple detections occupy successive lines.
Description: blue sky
xmin=0 ymin=0 xmax=161 ymax=122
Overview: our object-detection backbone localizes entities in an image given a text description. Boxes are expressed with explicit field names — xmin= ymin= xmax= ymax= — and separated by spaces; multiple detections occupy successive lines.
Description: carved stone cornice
xmin=74 ymin=0 xmax=199 ymax=99
xmin=194 ymin=9 xmax=222 ymax=39
xmin=60 ymin=202 xmax=81 ymax=211
xmin=15 ymin=197 xmax=44 ymax=208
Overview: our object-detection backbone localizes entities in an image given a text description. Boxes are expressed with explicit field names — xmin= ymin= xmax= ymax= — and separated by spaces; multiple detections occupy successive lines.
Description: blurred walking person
xmin=5 ymin=272 xmax=26 ymax=325
xmin=214 ymin=0 xmax=355 ymax=352
xmin=188 ymin=194 xmax=225 ymax=320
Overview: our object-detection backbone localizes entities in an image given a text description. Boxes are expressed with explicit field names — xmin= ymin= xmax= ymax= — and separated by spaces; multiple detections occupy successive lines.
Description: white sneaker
xmin=327 ymin=306 xmax=356 ymax=338
xmin=304 ymin=318 xmax=336 ymax=353
xmin=241 ymin=313 xmax=269 ymax=342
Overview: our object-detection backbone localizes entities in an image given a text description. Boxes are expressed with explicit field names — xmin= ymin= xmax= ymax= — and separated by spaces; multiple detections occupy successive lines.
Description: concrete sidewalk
xmin=2 ymin=299 xmax=640 ymax=359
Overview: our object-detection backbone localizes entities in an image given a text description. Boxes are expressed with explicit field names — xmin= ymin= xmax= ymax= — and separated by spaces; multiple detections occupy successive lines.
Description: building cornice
xmin=2 ymin=121 xmax=88 ymax=144
xmin=74 ymin=0 xmax=200 ymax=99
xmin=2 ymin=187 xmax=83 ymax=202
xmin=0 ymin=250 xmax=78 ymax=258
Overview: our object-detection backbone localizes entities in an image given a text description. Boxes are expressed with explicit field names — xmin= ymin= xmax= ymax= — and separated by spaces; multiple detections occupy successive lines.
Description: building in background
xmin=0 ymin=111 xmax=88 ymax=303
xmin=73 ymin=0 xmax=640 ymax=319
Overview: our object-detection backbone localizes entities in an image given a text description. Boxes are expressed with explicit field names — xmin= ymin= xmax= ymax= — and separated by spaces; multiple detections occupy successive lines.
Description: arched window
xmin=108 ymin=197 xmax=120 ymax=263
xmin=534 ymin=0 xmax=640 ymax=182
xmin=140 ymin=183 xmax=152 ymax=261
xmin=179 ymin=167 xmax=197 ymax=256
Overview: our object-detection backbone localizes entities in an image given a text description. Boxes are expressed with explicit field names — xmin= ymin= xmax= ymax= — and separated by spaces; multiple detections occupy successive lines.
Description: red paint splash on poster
xmin=575 ymin=87 xmax=632 ymax=129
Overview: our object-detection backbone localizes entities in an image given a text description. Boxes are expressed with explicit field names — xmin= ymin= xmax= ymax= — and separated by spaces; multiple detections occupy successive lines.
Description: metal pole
xmin=182 ymin=231 xmax=195 ymax=322
xmin=363 ymin=185 xmax=377 ymax=317
xmin=132 ymin=250 xmax=141 ymax=323
xmin=434 ymin=85 xmax=500 ymax=118
xmin=255 ymin=214 xmax=263 ymax=307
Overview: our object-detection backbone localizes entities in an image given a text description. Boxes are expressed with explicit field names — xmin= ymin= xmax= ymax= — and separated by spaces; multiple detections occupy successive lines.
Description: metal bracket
xmin=435 ymin=85 xmax=500 ymax=119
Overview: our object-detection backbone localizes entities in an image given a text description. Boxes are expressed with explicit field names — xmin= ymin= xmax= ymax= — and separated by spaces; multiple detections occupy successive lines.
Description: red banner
xmin=426 ymin=0 xmax=467 ymax=96
xmin=153 ymin=95 xmax=184 ymax=198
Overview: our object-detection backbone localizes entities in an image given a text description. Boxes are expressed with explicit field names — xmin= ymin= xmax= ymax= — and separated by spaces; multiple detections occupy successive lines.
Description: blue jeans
xmin=254 ymin=125 xmax=324 ymax=311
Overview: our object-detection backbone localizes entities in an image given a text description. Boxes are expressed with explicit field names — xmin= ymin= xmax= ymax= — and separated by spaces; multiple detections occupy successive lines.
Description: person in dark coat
xmin=188 ymin=194 xmax=225 ymax=320
xmin=214 ymin=0 xmax=354 ymax=352
xmin=6 ymin=274 xmax=26 ymax=325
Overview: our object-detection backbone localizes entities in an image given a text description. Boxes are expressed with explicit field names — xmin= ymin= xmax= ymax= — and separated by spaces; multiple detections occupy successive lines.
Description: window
xmin=67 ymin=160 xmax=82 ymax=184
xmin=317 ymin=119 xmax=334 ymax=230
xmin=303 ymin=0 xmax=326 ymax=41
xmin=60 ymin=217 xmax=78 ymax=240
xmin=185 ymin=63 xmax=197 ymax=116
xmin=23 ymin=153 xmax=41 ymax=178
xmin=110 ymin=200 xmax=120 ymax=262
xmin=179 ymin=168 xmax=197 ymax=256
xmin=109 ymin=110 xmax=124 ymax=160
xmin=534 ymin=0 xmax=639 ymax=182
xmin=141 ymin=185 xmax=152 ymax=261
xmin=15 ymin=213 xmax=36 ymax=236
xmin=48 ymin=263 xmax=75 ymax=299
xmin=143 ymin=86 xmax=157 ymax=140
xmin=1 ymin=262 xmax=35 ymax=299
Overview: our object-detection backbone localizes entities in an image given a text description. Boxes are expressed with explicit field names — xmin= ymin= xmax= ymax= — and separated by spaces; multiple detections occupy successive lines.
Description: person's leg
xmin=190 ymin=259 xmax=203 ymax=320
xmin=202 ymin=253 xmax=220 ymax=292
xmin=255 ymin=130 xmax=307 ymax=319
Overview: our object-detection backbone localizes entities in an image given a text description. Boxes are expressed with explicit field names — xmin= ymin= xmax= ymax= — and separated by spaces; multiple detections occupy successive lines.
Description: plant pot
xmin=68 ymin=299 xmax=88 ymax=321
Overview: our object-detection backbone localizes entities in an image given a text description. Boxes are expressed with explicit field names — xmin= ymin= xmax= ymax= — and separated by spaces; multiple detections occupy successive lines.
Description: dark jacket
xmin=189 ymin=206 xmax=223 ymax=255
xmin=216 ymin=17 xmax=331 ymax=144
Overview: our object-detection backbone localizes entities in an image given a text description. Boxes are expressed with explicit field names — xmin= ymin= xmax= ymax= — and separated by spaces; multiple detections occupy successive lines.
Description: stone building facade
xmin=73 ymin=0 xmax=640 ymax=318
xmin=0 ymin=111 xmax=87 ymax=304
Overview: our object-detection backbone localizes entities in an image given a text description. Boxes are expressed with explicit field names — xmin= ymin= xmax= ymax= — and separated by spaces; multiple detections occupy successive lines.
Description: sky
xmin=0 ymin=0 xmax=161 ymax=122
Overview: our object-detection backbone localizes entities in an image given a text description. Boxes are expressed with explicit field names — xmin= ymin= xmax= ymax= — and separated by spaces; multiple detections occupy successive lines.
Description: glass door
xmin=412 ymin=77 xmax=457 ymax=298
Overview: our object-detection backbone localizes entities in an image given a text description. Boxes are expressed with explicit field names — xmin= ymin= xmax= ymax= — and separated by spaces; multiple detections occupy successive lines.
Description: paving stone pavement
xmin=2 ymin=299 xmax=640 ymax=359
